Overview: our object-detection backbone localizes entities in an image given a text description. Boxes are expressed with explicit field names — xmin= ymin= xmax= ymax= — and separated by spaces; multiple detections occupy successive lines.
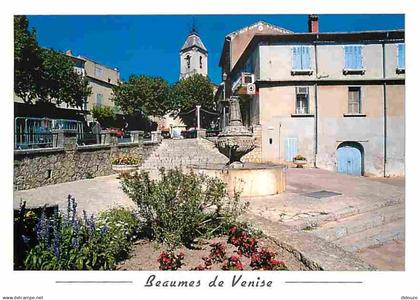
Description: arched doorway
xmin=336 ymin=142 xmax=364 ymax=176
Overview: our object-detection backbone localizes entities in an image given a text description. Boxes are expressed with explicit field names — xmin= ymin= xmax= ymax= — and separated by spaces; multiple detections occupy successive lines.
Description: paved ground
xmin=14 ymin=167 xmax=405 ymax=270
xmin=13 ymin=174 xmax=135 ymax=216
xmin=245 ymin=168 xmax=405 ymax=270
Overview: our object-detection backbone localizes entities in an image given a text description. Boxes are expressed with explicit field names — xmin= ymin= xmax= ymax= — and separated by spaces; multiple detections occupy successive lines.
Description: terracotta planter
xmin=112 ymin=164 xmax=139 ymax=176
xmin=293 ymin=159 xmax=307 ymax=168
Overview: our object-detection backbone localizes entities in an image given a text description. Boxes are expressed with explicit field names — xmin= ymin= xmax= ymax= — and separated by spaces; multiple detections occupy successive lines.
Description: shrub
xmin=112 ymin=155 xmax=140 ymax=165
xmin=21 ymin=196 xmax=138 ymax=270
xmin=157 ymin=251 xmax=184 ymax=270
xmin=121 ymin=168 xmax=247 ymax=248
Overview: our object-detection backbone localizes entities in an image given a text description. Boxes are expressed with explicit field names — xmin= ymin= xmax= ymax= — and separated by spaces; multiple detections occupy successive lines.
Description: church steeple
xmin=180 ymin=23 xmax=208 ymax=79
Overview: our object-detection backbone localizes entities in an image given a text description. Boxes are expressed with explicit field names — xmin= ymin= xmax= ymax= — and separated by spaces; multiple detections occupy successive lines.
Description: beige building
xmin=66 ymin=50 xmax=120 ymax=120
xmin=218 ymin=16 xmax=405 ymax=177
xmin=14 ymin=50 xmax=120 ymax=124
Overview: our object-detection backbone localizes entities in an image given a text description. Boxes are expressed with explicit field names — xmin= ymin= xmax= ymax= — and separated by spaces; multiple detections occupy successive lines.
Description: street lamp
xmin=222 ymin=72 xmax=228 ymax=128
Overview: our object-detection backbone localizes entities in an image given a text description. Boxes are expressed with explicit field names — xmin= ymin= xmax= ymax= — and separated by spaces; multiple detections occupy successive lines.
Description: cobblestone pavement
xmin=13 ymin=174 xmax=136 ymax=216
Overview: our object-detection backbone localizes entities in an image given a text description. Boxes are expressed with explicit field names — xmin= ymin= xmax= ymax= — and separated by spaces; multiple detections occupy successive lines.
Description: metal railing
xmin=15 ymin=117 xmax=84 ymax=149
xmin=117 ymin=132 xmax=132 ymax=143
xmin=14 ymin=133 xmax=58 ymax=150
xmin=77 ymin=132 xmax=103 ymax=146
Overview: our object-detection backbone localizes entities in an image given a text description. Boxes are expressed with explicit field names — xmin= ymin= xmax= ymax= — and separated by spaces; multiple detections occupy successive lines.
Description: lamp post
xmin=222 ymin=72 xmax=228 ymax=129
xmin=196 ymin=105 xmax=201 ymax=130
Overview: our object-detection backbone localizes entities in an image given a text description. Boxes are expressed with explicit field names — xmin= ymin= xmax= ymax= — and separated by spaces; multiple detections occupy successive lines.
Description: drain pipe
xmin=382 ymin=40 xmax=387 ymax=177
xmin=314 ymin=37 xmax=319 ymax=168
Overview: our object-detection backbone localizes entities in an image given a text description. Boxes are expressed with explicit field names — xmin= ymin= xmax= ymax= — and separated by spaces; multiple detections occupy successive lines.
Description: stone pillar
xmin=129 ymin=130 xmax=144 ymax=145
xmin=51 ymin=129 xmax=78 ymax=150
xmin=101 ymin=130 xmax=118 ymax=145
xmin=197 ymin=129 xmax=207 ymax=139
xmin=196 ymin=105 xmax=201 ymax=130
xmin=151 ymin=131 xmax=162 ymax=143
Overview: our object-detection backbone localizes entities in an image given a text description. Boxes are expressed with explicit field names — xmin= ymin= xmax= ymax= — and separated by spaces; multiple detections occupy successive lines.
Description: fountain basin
xmin=189 ymin=163 xmax=286 ymax=197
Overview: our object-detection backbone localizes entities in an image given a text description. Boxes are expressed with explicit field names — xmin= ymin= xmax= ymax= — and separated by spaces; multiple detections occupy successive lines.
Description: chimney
xmin=65 ymin=49 xmax=73 ymax=56
xmin=308 ymin=14 xmax=319 ymax=33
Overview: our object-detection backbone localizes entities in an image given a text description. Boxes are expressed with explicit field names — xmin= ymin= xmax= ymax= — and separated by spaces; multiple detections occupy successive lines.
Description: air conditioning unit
xmin=241 ymin=72 xmax=255 ymax=84
xmin=296 ymin=87 xmax=309 ymax=95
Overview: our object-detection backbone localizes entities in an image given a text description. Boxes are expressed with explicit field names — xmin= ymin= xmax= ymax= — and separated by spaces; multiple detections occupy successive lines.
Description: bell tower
xmin=179 ymin=25 xmax=208 ymax=79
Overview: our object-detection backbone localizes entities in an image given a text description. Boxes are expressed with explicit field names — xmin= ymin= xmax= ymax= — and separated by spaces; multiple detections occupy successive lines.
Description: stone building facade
xmin=218 ymin=17 xmax=405 ymax=177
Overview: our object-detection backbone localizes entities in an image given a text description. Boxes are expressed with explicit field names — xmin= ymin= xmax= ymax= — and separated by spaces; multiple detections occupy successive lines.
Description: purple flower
xmin=35 ymin=209 xmax=49 ymax=245
xmin=100 ymin=225 xmax=109 ymax=236
xmin=52 ymin=219 xmax=60 ymax=259
xmin=71 ymin=197 xmax=77 ymax=222
xmin=71 ymin=219 xmax=80 ymax=249
xmin=89 ymin=215 xmax=96 ymax=235
xmin=67 ymin=195 xmax=71 ymax=220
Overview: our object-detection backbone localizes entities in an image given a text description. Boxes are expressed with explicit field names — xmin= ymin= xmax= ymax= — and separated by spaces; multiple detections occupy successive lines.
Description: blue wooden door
xmin=285 ymin=137 xmax=298 ymax=162
xmin=336 ymin=145 xmax=362 ymax=176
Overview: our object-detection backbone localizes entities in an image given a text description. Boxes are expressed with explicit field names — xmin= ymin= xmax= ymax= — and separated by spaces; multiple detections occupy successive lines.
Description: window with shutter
xmin=291 ymin=46 xmax=312 ymax=75
xmin=96 ymin=94 xmax=104 ymax=107
xmin=397 ymin=43 xmax=405 ymax=70
xmin=344 ymin=45 xmax=364 ymax=73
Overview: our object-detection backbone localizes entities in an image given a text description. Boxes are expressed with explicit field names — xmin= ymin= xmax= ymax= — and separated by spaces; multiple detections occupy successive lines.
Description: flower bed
xmin=14 ymin=196 xmax=140 ymax=270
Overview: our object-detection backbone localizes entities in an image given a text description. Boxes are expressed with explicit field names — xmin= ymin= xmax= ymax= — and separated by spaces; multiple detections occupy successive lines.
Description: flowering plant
xmin=112 ymin=155 xmax=139 ymax=165
xmin=208 ymin=242 xmax=226 ymax=263
xmin=227 ymin=226 xmax=258 ymax=257
xmin=250 ymin=248 xmax=288 ymax=270
xmin=20 ymin=196 xmax=139 ymax=270
xmin=222 ymin=255 xmax=243 ymax=270
xmin=157 ymin=251 xmax=184 ymax=270
xmin=293 ymin=154 xmax=306 ymax=161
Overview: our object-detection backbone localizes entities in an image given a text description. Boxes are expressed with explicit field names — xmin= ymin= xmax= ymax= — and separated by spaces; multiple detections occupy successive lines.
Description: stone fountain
xmin=216 ymin=96 xmax=255 ymax=168
xmin=190 ymin=96 xmax=286 ymax=197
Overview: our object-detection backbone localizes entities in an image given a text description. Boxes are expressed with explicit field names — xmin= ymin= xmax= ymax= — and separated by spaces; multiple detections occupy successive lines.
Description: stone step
xmin=284 ymin=198 xmax=403 ymax=231
xmin=312 ymin=203 xmax=404 ymax=242
xmin=140 ymin=138 xmax=228 ymax=171
xmin=334 ymin=218 xmax=405 ymax=252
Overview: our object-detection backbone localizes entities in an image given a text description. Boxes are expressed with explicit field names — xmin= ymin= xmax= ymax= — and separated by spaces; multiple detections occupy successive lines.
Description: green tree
xmin=14 ymin=15 xmax=91 ymax=108
xmin=170 ymin=74 xmax=217 ymax=129
xmin=91 ymin=105 xmax=117 ymax=128
xmin=14 ymin=15 xmax=43 ymax=103
xmin=112 ymin=75 xmax=171 ymax=117
xmin=39 ymin=48 xmax=91 ymax=108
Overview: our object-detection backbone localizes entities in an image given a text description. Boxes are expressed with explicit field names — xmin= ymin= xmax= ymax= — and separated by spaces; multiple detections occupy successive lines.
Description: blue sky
xmin=27 ymin=14 xmax=404 ymax=84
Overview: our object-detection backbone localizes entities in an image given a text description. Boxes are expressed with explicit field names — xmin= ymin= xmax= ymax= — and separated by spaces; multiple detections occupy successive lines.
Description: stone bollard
xmin=101 ymin=130 xmax=118 ymax=145
xmin=129 ymin=130 xmax=144 ymax=145
xmin=196 ymin=129 xmax=207 ymax=139
xmin=151 ymin=131 xmax=162 ymax=143
xmin=51 ymin=129 xmax=78 ymax=150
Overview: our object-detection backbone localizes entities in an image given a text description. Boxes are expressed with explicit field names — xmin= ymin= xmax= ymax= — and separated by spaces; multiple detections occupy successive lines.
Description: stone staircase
xmin=139 ymin=138 xmax=228 ymax=176
xmin=311 ymin=202 xmax=405 ymax=252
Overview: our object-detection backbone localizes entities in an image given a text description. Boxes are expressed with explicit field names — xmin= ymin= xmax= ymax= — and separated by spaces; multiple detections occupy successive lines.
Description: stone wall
xmin=14 ymin=130 xmax=160 ymax=190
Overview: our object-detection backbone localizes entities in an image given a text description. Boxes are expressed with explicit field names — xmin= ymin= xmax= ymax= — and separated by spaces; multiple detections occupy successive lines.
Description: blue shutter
xmin=292 ymin=47 xmax=299 ymax=70
xmin=356 ymin=46 xmax=363 ymax=69
xmin=303 ymin=47 xmax=311 ymax=70
xmin=345 ymin=46 xmax=351 ymax=69
xmin=398 ymin=44 xmax=405 ymax=69
xmin=351 ymin=46 xmax=356 ymax=69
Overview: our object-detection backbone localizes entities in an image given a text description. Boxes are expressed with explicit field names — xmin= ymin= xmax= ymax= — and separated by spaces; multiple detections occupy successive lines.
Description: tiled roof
xmin=181 ymin=32 xmax=207 ymax=53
